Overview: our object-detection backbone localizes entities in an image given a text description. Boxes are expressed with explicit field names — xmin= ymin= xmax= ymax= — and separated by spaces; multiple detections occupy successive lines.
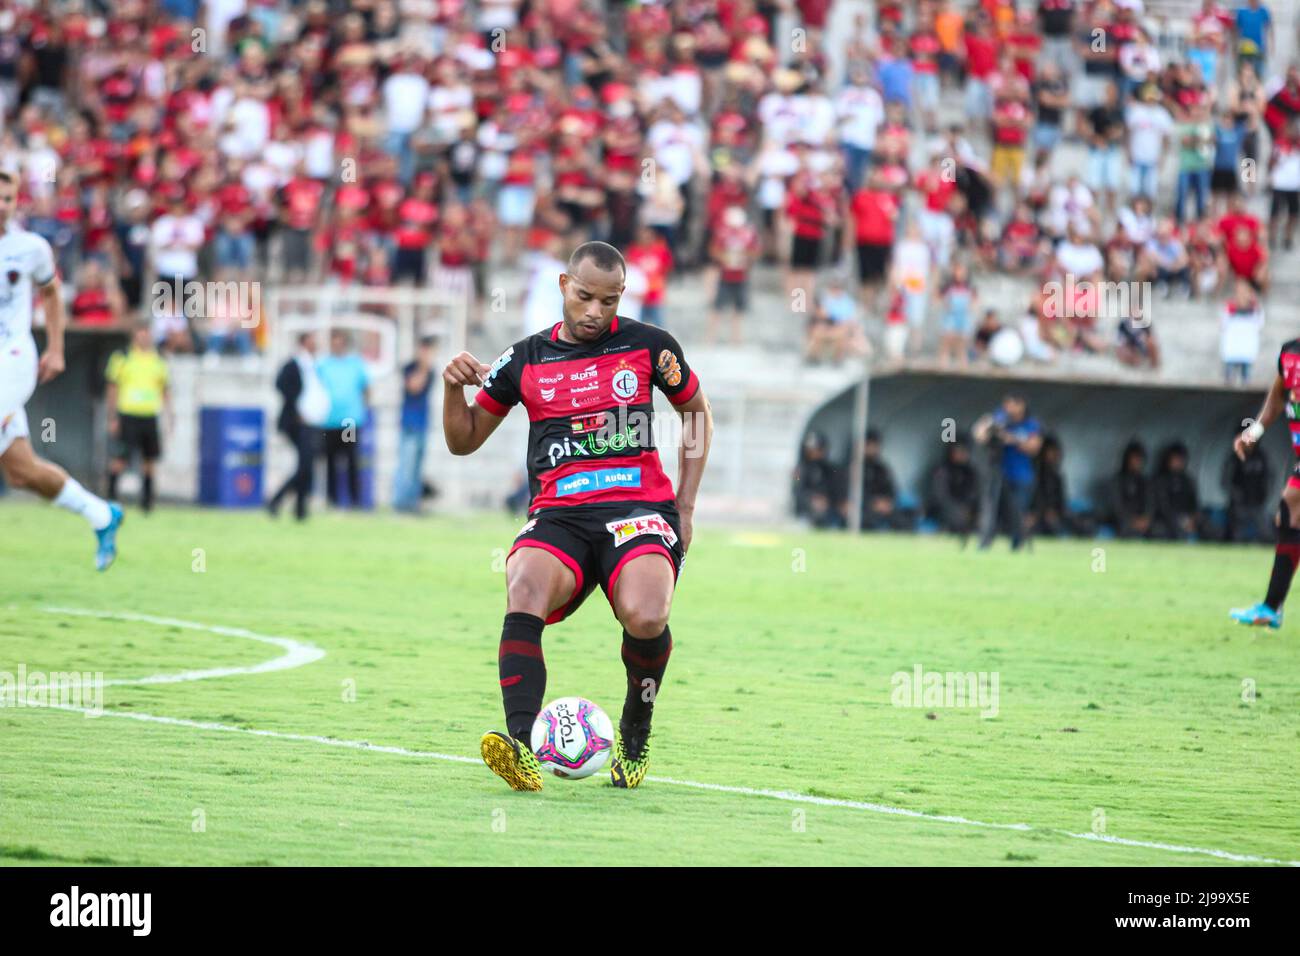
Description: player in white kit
xmin=0 ymin=169 xmax=122 ymax=570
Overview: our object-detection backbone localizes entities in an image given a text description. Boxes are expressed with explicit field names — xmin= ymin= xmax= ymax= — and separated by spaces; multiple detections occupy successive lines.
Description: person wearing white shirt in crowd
xmin=1055 ymin=223 xmax=1105 ymax=277
xmin=150 ymin=197 xmax=205 ymax=284
xmin=1267 ymin=119 xmax=1300 ymax=249
xmin=382 ymin=53 xmax=431 ymax=183
xmin=750 ymin=137 xmax=800 ymax=261
xmin=1125 ymin=83 xmax=1173 ymax=199
xmin=835 ymin=66 xmax=884 ymax=191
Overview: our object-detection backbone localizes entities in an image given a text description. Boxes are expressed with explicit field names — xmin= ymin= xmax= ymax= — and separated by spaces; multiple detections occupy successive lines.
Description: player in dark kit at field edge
xmin=1230 ymin=337 xmax=1300 ymax=628
xmin=442 ymin=241 xmax=714 ymax=790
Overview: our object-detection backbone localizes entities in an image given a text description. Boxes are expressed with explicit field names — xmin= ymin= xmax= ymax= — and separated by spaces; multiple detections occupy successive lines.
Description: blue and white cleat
xmin=95 ymin=503 xmax=124 ymax=572
xmin=1229 ymin=602 xmax=1282 ymax=629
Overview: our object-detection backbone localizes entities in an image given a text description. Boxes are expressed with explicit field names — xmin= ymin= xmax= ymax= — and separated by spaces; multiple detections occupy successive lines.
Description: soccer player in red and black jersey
xmin=442 ymin=241 xmax=713 ymax=790
xmin=1230 ymin=338 xmax=1300 ymax=628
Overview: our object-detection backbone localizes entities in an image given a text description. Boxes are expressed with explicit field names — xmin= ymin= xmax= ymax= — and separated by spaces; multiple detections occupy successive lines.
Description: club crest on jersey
xmin=605 ymin=513 xmax=678 ymax=548
xmin=611 ymin=359 xmax=638 ymax=403
xmin=657 ymin=349 xmax=682 ymax=387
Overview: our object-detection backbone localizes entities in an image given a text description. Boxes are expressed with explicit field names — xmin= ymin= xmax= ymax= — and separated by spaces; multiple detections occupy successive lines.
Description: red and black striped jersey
xmin=475 ymin=316 xmax=701 ymax=512
xmin=1278 ymin=338 xmax=1300 ymax=455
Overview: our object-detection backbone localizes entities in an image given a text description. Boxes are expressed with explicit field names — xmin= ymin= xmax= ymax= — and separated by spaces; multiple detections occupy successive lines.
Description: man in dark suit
xmin=268 ymin=331 xmax=326 ymax=520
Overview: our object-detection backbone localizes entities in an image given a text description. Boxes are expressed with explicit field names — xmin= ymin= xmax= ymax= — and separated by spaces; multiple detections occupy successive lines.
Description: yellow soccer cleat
xmin=609 ymin=723 xmax=652 ymax=790
xmin=480 ymin=731 xmax=544 ymax=792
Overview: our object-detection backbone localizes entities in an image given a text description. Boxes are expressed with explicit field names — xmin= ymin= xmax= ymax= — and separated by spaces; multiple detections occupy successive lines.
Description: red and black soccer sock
xmin=499 ymin=612 xmax=546 ymax=743
xmin=620 ymin=626 xmax=672 ymax=728
xmin=1264 ymin=501 xmax=1300 ymax=610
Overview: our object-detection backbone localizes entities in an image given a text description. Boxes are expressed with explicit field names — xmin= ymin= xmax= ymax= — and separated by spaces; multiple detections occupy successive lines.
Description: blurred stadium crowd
xmin=2 ymin=0 xmax=1298 ymax=377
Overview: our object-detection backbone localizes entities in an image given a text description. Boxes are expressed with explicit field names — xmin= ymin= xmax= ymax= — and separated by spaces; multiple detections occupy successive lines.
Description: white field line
xmin=8 ymin=608 xmax=1299 ymax=866
xmin=40 ymin=606 xmax=326 ymax=684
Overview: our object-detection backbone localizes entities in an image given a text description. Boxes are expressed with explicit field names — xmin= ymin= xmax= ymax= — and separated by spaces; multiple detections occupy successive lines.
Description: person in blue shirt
xmin=316 ymin=329 xmax=371 ymax=507
xmin=1234 ymin=0 xmax=1272 ymax=73
xmin=973 ymin=394 xmax=1043 ymax=550
xmin=393 ymin=336 xmax=436 ymax=513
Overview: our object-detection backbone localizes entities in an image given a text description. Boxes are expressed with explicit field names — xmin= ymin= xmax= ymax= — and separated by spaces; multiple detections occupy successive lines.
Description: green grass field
xmin=2 ymin=499 xmax=1298 ymax=866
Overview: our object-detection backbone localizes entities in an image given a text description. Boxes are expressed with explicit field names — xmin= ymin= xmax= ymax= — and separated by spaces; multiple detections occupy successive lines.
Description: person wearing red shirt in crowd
xmin=914 ymin=151 xmax=958 ymax=269
xmin=278 ymin=164 xmax=326 ymax=281
xmin=999 ymin=202 xmax=1041 ymax=274
xmin=319 ymin=206 xmax=368 ymax=285
xmin=1006 ymin=10 xmax=1042 ymax=84
xmin=626 ymin=224 xmax=675 ymax=328
xmin=70 ymin=259 xmax=125 ymax=329
xmin=705 ymin=161 xmax=750 ymax=232
xmin=990 ymin=94 xmax=1031 ymax=189
xmin=1217 ymin=193 xmax=1263 ymax=246
xmin=909 ymin=26 xmax=942 ymax=133
xmin=391 ymin=172 xmax=439 ymax=286
xmin=1224 ymin=222 xmax=1269 ymax=292
xmin=962 ymin=12 xmax=1000 ymax=122
xmin=784 ymin=171 xmax=830 ymax=302
xmin=708 ymin=205 xmax=761 ymax=345
xmin=1264 ymin=64 xmax=1300 ymax=141
xmin=850 ymin=166 xmax=900 ymax=309
xmin=432 ymin=203 xmax=477 ymax=320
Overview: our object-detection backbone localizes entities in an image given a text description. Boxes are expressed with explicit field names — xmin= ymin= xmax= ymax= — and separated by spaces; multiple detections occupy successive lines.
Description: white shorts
xmin=0 ymin=334 xmax=37 ymax=458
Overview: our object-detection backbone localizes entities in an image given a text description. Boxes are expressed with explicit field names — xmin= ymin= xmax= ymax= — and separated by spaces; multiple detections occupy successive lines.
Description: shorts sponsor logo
xmin=605 ymin=513 xmax=678 ymax=548
xmin=570 ymin=412 xmax=606 ymax=434
xmin=657 ymin=349 xmax=683 ymax=387
xmin=518 ymin=518 xmax=538 ymax=536
xmin=555 ymin=467 xmax=642 ymax=497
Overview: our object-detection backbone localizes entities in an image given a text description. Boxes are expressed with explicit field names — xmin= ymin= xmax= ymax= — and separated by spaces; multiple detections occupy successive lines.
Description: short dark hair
xmin=568 ymin=241 xmax=626 ymax=278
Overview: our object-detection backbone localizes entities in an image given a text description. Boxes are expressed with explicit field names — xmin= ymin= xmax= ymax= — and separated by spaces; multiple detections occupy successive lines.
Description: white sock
xmin=53 ymin=478 xmax=113 ymax=531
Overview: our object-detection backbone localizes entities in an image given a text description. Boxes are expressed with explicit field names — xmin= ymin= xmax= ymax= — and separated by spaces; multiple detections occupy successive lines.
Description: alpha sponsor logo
xmin=569 ymin=364 xmax=598 ymax=382
xmin=657 ymin=349 xmax=683 ymax=387
xmin=49 ymin=886 xmax=152 ymax=936
xmin=605 ymin=513 xmax=679 ymax=548
xmin=555 ymin=467 xmax=642 ymax=497
xmin=611 ymin=360 xmax=638 ymax=403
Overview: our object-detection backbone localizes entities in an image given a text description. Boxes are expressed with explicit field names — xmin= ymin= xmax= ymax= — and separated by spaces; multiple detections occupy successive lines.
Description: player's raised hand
xmin=1234 ymin=433 xmax=1254 ymax=461
xmin=443 ymin=351 xmax=490 ymax=388
xmin=37 ymin=348 xmax=65 ymax=384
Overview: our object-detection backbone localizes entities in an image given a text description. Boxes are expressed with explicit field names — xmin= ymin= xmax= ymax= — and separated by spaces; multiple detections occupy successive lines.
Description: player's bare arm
xmin=673 ymin=387 xmax=713 ymax=554
xmin=37 ymin=274 xmax=66 ymax=384
xmin=442 ymin=350 xmax=502 ymax=455
xmin=1236 ymin=373 xmax=1286 ymax=460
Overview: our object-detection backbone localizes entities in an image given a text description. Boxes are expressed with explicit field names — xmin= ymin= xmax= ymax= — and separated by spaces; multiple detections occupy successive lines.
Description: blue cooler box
xmin=198 ymin=407 xmax=265 ymax=507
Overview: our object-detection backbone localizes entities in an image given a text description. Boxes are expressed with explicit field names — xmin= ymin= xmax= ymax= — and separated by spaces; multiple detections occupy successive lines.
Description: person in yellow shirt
xmin=106 ymin=324 xmax=172 ymax=512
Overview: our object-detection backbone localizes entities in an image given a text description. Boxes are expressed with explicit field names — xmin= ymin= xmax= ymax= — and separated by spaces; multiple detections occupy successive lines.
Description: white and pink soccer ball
xmin=531 ymin=697 xmax=614 ymax=779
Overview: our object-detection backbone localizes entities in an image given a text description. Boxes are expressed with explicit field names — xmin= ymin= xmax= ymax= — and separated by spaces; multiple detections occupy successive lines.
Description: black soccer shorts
xmin=508 ymin=501 xmax=685 ymax=624
xmin=114 ymin=414 xmax=161 ymax=462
